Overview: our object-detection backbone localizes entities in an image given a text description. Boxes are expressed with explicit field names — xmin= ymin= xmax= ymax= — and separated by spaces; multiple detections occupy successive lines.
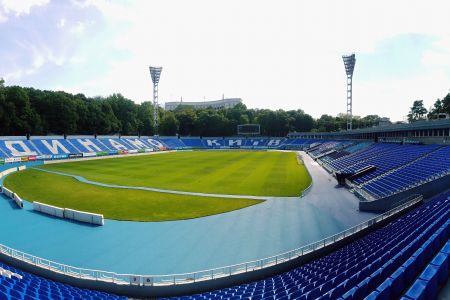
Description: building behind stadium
xmin=165 ymin=98 xmax=242 ymax=111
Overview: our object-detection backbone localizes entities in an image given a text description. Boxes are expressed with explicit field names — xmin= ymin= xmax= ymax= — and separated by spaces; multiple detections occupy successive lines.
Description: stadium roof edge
xmin=289 ymin=118 xmax=450 ymax=136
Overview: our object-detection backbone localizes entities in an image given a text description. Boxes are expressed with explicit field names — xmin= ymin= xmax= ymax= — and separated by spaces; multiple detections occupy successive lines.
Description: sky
xmin=1 ymin=0 xmax=450 ymax=122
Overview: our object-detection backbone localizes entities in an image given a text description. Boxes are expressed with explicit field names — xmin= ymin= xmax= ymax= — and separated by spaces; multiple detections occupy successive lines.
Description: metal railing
xmin=0 ymin=194 xmax=423 ymax=287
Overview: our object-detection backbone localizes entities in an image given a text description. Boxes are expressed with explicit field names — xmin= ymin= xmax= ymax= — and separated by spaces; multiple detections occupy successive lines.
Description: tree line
xmin=0 ymin=80 xmax=316 ymax=136
xmin=3 ymin=79 xmax=447 ymax=137
xmin=407 ymin=92 xmax=450 ymax=122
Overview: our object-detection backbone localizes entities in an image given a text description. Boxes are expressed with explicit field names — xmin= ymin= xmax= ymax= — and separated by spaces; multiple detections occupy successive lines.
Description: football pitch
xmin=4 ymin=151 xmax=311 ymax=221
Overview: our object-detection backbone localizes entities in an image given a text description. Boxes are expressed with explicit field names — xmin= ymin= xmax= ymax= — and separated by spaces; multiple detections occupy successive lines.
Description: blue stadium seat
xmin=161 ymin=191 xmax=450 ymax=300
xmin=159 ymin=138 xmax=188 ymax=149
xmin=360 ymin=145 xmax=450 ymax=199
xmin=0 ymin=262 xmax=126 ymax=300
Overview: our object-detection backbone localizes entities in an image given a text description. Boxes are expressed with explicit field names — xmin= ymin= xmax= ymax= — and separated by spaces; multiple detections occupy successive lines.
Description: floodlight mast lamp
xmin=342 ymin=53 xmax=356 ymax=131
xmin=149 ymin=66 xmax=162 ymax=136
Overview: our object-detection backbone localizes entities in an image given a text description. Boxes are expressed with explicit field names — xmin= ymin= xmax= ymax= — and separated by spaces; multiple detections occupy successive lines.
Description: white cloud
xmin=72 ymin=0 xmax=126 ymax=20
xmin=0 ymin=0 xmax=49 ymax=16
xmin=354 ymin=71 xmax=450 ymax=121
xmin=4 ymin=45 xmax=45 ymax=80
xmin=69 ymin=21 xmax=86 ymax=35
xmin=59 ymin=0 xmax=449 ymax=122
xmin=69 ymin=55 xmax=85 ymax=65
xmin=4 ymin=42 xmax=68 ymax=81
xmin=5 ymin=0 xmax=450 ymax=122
xmin=0 ymin=9 xmax=6 ymax=22
xmin=57 ymin=18 xmax=66 ymax=28
xmin=421 ymin=37 xmax=450 ymax=68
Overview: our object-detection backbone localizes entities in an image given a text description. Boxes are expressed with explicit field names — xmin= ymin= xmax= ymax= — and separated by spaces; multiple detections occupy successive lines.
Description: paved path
xmin=299 ymin=153 xmax=375 ymax=225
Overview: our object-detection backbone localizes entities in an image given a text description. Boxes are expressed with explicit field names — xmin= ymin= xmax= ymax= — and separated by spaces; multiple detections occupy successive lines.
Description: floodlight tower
xmin=149 ymin=66 xmax=162 ymax=135
xmin=342 ymin=53 xmax=356 ymax=131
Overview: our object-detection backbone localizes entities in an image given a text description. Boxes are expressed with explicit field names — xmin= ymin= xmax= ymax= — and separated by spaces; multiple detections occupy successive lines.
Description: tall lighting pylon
xmin=149 ymin=66 xmax=162 ymax=135
xmin=342 ymin=53 xmax=356 ymax=131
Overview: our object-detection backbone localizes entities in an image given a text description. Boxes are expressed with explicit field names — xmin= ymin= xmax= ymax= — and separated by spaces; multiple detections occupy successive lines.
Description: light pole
xmin=149 ymin=66 xmax=162 ymax=136
xmin=342 ymin=54 xmax=356 ymax=131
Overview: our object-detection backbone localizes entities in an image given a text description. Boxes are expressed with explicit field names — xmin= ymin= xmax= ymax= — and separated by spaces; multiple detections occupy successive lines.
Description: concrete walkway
xmin=299 ymin=152 xmax=376 ymax=225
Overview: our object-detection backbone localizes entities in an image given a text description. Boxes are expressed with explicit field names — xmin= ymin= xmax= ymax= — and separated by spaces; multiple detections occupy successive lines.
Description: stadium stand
xmin=1 ymin=137 xmax=450 ymax=205
xmin=401 ymin=240 xmax=450 ymax=300
xmin=202 ymin=138 xmax=225 ymax=148
xmin=0 ymin=137 xmax=166 ymax=160
xmin=1 ymin=135 xmax=450 ymax=298
xmin=162 ymin=191 xmax=450 ymax=300
xmin=0 ymin=140 xmax=39 ymax=158
xmin=327 ymin=143 xmax=402 ymax=172
xmin=179 ymin=138 xmax=205 ymax=148
xmin=278 ymin=139 xmax=317 ymax=150
xmin=0 ymin=137 xmax=333 ymax=156
xmin=96 ymin=138 xmax=125 ymax=151
xmin=344 ymin=144 xmax=440 ymax=185
xmin=243 ymin=139 xmax=269 ymax=148
xmin=68 ymin=138 xmax=111 ymax=153
xmin=163 ymin=137 xmax=291 ymax=150
xmin=158 ymin=137 xmax=187 ymax=150
xmin=308 ymin=141 xmax=335 ymax=157
xmin=361 ymin=145 xmax=450 ymax=199
xmin=2 ymin=137 xmax=450 ymax=205
xmin=320 ymin=142 xmax=372 ymax=164
xmin=0 ymin=262 xmax=126 ymax=300
xmin=31 ymin=139 xmax=79 ymax=155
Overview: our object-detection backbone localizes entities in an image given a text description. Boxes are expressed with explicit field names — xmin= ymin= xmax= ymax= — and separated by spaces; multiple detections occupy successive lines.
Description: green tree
xmin=160 ymin=111 xmax=179 ymax=135
xmin=5 ymin=86 xmax=42 ymax=134
xmin=316 ymin=114 xmax=339 ymax=132
xmin=407 ymin=100 xmax=428 ymax=122
xmin=427 ymin=99 xmax=444 ymax=119
xmin=287 ymin=109 xmax=314 ymax=132
xmin=0 ymin=79 xmax=13 ymax=135
xmin=84 ymin=99 xmax=120 ymax=134
xmin=175 ymin=107 xmax=197 ymax=136
xmin=255 ymin=109 xmax=290 ymax=136
xmin=54 ymin=92 xmax=78 ymax=134
xmin=194 ymin=109 xmax=229 ymax=136
xmin=137 ymin=102 xmax=154 ymax=136
xmin=439 ymin=92 xmax=450 ymax=114
xmin=3 ymin=81 xmax=413 ymax=136
xmin=360 ymin=115 xmax=380 ymax=128
xmin=106 ymin=94 xmax=139 ymax=135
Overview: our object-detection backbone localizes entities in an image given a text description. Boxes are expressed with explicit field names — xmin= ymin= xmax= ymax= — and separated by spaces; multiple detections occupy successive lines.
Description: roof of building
xmin=165 ymin=98 xmax=242 ymax=106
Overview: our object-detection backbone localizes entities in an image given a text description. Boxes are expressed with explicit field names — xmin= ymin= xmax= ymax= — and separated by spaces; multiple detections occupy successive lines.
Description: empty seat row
xmin=0 ymin=262 xmax=126 ymax=300
xmin=398 ymin=239 xmax=449 ymax=300
xmin=0 ymin=138 xmax=166 ymax=158
xmin=162 ymin=191 xmax=450 ymax=300
xmin=328 ymin=143 xmax=401 ymax=172
xmin=362 ymin=145 xmax=450 ymax=199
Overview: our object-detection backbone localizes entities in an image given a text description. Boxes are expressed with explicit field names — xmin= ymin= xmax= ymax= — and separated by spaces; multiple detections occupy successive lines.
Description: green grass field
xmin=3 ymin=151 xmax=311 ymax=221
xmin=38 ymin=151 xmax=310 ymax=196
xmin=4 ymin=169 xmax=262 ymax=221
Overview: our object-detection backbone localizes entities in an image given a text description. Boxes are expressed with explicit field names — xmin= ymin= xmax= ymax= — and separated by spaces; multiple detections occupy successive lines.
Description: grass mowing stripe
xmin=170 ymin=151 xmax=250 ymax=188
xmin=3 ymin=169 xmax=262 ymax=222
xmin=217 ymin=153 xmax=270 ymax=195
xmin=204 ymin=152 xmax=259 ymax=192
